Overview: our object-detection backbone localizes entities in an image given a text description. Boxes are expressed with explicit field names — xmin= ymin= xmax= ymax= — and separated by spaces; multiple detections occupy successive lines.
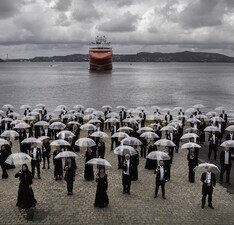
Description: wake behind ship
xmin=89 ymin=36 xmax=112 ymax=71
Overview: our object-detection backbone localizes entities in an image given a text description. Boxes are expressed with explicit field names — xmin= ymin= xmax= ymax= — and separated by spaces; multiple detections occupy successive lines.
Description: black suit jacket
xmin=220 ymin=150 xmax=232 ymax=167
xmin=29 ymin=147 xmax=42 ymax=161
xmin=154 ymin=166 xmax=167 ymax=182
xmin=226 ymin=134 xmax=234 ymax=140
xmin=201 ymin=172 xmax=216 ymax=194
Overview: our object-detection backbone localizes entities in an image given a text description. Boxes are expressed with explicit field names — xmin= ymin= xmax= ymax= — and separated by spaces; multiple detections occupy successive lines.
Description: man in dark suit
xmin=42 ymin=138 xmax=51 ymax=169
xmin=41 ymin=106 xmax=47 ymax=117
xmin=154 ymin=160 xmax=167 ymax=199
xmin=29 ymin=142 xmax=42 ymax=179
xmin=220 ymin=110 xmax=228 ymax=128
xmin=208 ymin=131 xmax=219 ymax=160
xmin=178 ymin=109 xmax=185 ymax=126
xmin=119 ymin=108 xmax=127 ymax=126
xmin=217 ymin=121 xmax=225 ymax=145
xmin=0 ymin=112 xmax=4 ymax=134
xmin=111 ymin=122 xmax=119 ymax=150
xmin=104 ymin=107 xmax=111 ymax=130
xmin=166 ymin=130 xmax=175 ymax=163
xmin=165 ymin=111 xmax=173 ymax=125
xmin=122 ymin=154 xmax=132 ymax=194
xmin=219 ymin=147 xmax=232 ymax=185
xmin=24 ymin=107 xmax=31 ymax=116
xmin=201 ymin=166 xmax=216 ymax=209
xmin=141 ymin=110 xmax=146 ymax=127
xmin=42 ymin=125 xmax=52 ymax=139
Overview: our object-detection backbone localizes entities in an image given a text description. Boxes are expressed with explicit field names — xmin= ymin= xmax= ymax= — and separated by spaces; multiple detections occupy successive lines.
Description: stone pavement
xmin=0 ymin=130 xmax=233 ymax=225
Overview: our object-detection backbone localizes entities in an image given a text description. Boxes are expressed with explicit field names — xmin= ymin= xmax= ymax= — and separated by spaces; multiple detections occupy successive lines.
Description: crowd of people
xmin=0 ymin=103 xmax=233 ymax=212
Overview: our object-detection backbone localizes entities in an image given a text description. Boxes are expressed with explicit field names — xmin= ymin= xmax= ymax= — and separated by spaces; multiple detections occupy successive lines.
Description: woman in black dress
xmin=53 ymin=147 xmax=63 ymax=180
xmin=15 ymin=164 xmax=37 ymax=209
xmin=94 ymin=166 xmax=109 ymax=208
xmin=199 ymin=119 xmax=206 ymax=143
xmin=187 ymin=148 xmax=198 ymax=183
xmin=145 ymin=139 xmax=157 ymax=170
xmin=64 ymin=158 xmax=76 ymax=195
xmin=84 ymin=147 xmax=94 ymax=181
xmin=0 ymin=145 xmax=9 ymax=179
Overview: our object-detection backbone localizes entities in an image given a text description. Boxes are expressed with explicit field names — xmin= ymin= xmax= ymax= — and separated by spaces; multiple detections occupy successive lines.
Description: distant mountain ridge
xmin=4 ymin=51 xmax=234 ymax=62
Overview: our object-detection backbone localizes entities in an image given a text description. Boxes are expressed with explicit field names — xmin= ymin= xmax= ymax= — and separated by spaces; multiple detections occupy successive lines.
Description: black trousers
xmin=140 ymin=146 xmax=147 ymax=158
xmin=43 ymin=156 xmax=50 ymax=169
xmin=118 ymin=155 xmax=123 ymax=169
xmin=31 ymin=160 xmax=40 ymax=178
xmin=67 ymin=181 xmax=73 ymax=193
xmin=220 ymin=164 xmax=231 ymax=183
xmin=155 ymin=180 xmax=165 ymax=197
xmin=1 ymin=164 xmax=8 ymax=179
xmin=111 ymin=138 xmax=118 ymax=150
xmin=188 ymin=168 xmax=195 ymax=183
xmin=208 ymin=144 xmax=217 ymax=160
xmin=123 ymin=174 xmax=131 ymax=193
xmin=202 ymin=186 xmax=213 ymax=206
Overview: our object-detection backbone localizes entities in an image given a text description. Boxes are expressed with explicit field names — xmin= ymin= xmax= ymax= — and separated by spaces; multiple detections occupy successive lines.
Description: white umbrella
xmin=185 ymin=127 xmax=200 ymax=133
xmin=117 ymin=126 xmax=133 ymax=132
xmin=204 ymin=126 xmax=219 ymax=132
xmin=194 ymin=163 xmax=220 ymax=173
xmin=50 ymin=139 xmax=70 ymax=146
xmin=88 ymin=119 xmax=102 ymax=124
xmin=34 ymin=121 xmax=49 ymax=126
xmin=22 ymin=116 xmax=35 ymax=121
xmin=147 ymin=151 xmax=171 ymax=160
xmin=67 ymin=121 xmax=81 ymax=126
xmin=114 ymin=146 xmax=137 ymax=156
xmin=2 ymin=118 xmax=13 ymax=122
xmin=8 ymin=112 xmax=21 ymax=118
xmin=151 ymin=105 xmax=161 ymax=110
xmin=14 ymin=122 xmax=30 ymax=129
xmin=140 ymin=132 xmax=159 ymax=139
xmin=185 ymin=108 xmax=196 ymax=114
xmin=173 ymin=107 xmax=183 ymax=111
xmin=138 ymin=127 xmax=154 ymax=133
xmin=11 ymin=120 xmax=24 ymax=126
xmin=111 ymin=132 xmax=129 ymax=138
xmin=36 ymin=103 xmax=46 ymax=108
xmin=28 ymin=112 xmax=39 ymax=116
xmin=220 ymin=140 xmax=234 ymax=148
xmin=22 ymin=138 xmax=42 ymax=144
xmin=20 ymin=105 xmax=31 ymax=109
xmin=210 ymin=116 xmax=225 ymax=122
xmin=80 ymin=123 xmax=96 ymax=131
xmin=54 ymin=151 xmax=77 ymax=159
xmin=187 ymin=118 xmax=201 ymax=123
xmin=86 ymin=158 xmax=112 ymax=168
xmin=73 ymin=104 xmax=84 ymax=109
xmin=160 ymin=126 xmax=176 ymax=132
xmin=39 ymin=136 xmax=50 ymax=142
xmin=193 ymin=104 xmax=205 ymax=109
xmin=2 ymin=104 xmax=14 ymax=109
xmin=121 ymin=137 xmax=143 ymax=146
xmin=116 ymin=106 xmax=126 ymax=110
xmin=102 ymin=105 xmax=112 ymax=109
xmin=105 ymin=118 xmax=120 ymax=123
xmin=106 ymin=112 xmax=119 ymax=119
xmin=123 ymin=118 xmax=138 ymax=124
xmin=57 ymin=130 xmax=75 ymax=139
xmin=195 ymin=114 xmax=208 ymax=120
xmin=5 ymin=153 xmax=31 ymax=165
xmin=62 ymin=114 xmax=75 ymax=120
xmin=181 ymin=143 xmax=201 ymax=149
xmin=84 ymin=108 xmax=95 ymax=113
xmin=206 ymin=111 xmax=218 ymax=117
xmin=92 ymin=110 xmax=104 ymax=117
xmin=49 ymin=122 xmax=66 ymax=130
xmin=214 ymin=106 xmax=225 ymax=111
xmin=155 ymin=139 xmax=176 ymax=147
xmin=91 ymin=131 xmax=109 ymax=138
xmin=0 ymin=139 xmax=10 ymax=146
xmin=180 ymin=133 xmax=199 ymax=140
xmin=1 ymin=130 xmax=19 ymax=138
xmin=177 ymin=115 xmax=188 ymax=119
xmin=225 ymin=125 xmax=234 ymax=132
xmin=75 ymin=138 xmax=96 ymax=147
xmin=56 ymin=105 xmax=67 ymax=110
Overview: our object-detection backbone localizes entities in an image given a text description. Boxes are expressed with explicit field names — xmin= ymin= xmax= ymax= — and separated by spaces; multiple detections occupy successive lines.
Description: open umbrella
xmin=36 ymin=104 xmax=46 ymax=108
xmin=155 ymin=139 xmax=176 ymax=147
xmin=22 ymin=138 xmax=42 ymax=144
xmin=121 ymin=137 xmax=142 ymax=146
xmin=8 ymin=112 xmax=21 ymax=118
xmin=54 ymin=151 xmax=77 ymax=159
xmin=180 ymin=133 xmax=199 ymax=140
xmin=1 ymin=130 xmax=19 ymax=138
xmin=147 ymin=151 xmax=171 ymax=160
xmin=206 ymin=111 xmax=218 ymax=117
xmin=214 ymin=106 xmax=225 ymax=111
xmin=226 ymin=125 xmax=234 ymax=132
xmin=39 ymin=136 xmax=50 ymax=142
xmin=2 ymin=104 xmax=14 ymax=109
xmin=80 ymin=123 xmax=96 ymax=131
xmin=140 ymin=132 xmax=159 ymax=139
xmin=67 ymin=121 xmax=81 ymax=126
xmin=220 ymin=140 xmax=234 ymax=148
xmin=5 ymin=153 xmax=31 ymax=165
xmin=187 ymin=118 xmax=201 ymax=123
xmin=160 ymin=126 xmax=176 ymax=132
xmin=85 ymin=108 xmax=95 ymax=114
xmin=57 ymin=130 xmax=75 ymax=139
xmin=88 ymin=119 xmax=102 ymax=124
xmin=102 ymin=105 xmax=112 ymax=109
xmin=111 ymin=132 xmax=129 ymax=138
xmin=56 ymin=105 xmax=68 ymax=110
xmin=34 ymin=121 xmax=49 ymax=126
xmin=114 ymin=146 xmax=137 ymax=156
xmin=105 ymin=118 xmax=120 ymax=123
xmin=117 ymin=126 xmax=133 ymax=132
xmin=50 ymin=139 xmax=70 ymax=146
xmin=151 ymin=105 xmax=160 ymax=110
xmin=181 ymin=143 xmax=201 ymax=149
xmin=193 ymin=104 xmax=205 ymax=109
xmin=49 ymin=122 xmax=66 ymax=130
xmin=73 ymin=104 xmax=84 ymax=109
xmin=195 ymin=114 xmax=208 ymax=120
xmin=91 ymin=131 xmax=109 ymax=138
xmin=123 ymin=118 xmax=138 ymax=124
xmin=86 ymin=158 xmax=112 ymax=168
xmin=2 ymin=118 xmax=13 ymax=123
xmin=194 ymin=163 xmax=220 ymax=173
xmin=116 ymin=106 xmax=126 ymax=110
xmin=75 ymin=138 xmax=96 ymax=147
xmin=210 ymin=116 xmax=225 ymax=123
xmin=185 ymin=108 xmax=196 ymax=114
xmin=106 ymin=112 xmax=119 ymax=118
xmin=14 ymin=122 xmax=30 ymax=129
xmin=20 ymin=105 xmax=31 ymax=109
xmin=138 ymin=127 xmax=154 ymax=133
xmin=22 ymin=116 xmax=35 ymax=121
xmin=185 ymin=127 xmax=200 ymax=133
xmin=0 ymin=139 xmax=10 ymax=146
xmin=204 ymin=126 xmax=219 ymax=132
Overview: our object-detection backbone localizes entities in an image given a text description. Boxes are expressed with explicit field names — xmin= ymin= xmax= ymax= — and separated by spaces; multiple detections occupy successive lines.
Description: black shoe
xmin=201 ymin=205 xmax=205 ymax=209
xmin=209 ymin=205 xmax=214 ymax=209
xmin=227 ymin=182 xmax=231 ymax=185
xmin=123 ymin=191 xmax=126 ymax=194
xmin=48 ymin=167 xmax=50 ymax=169
xmin=38 ymin=176 xmax=41 ymax=179
xmin=162 ymin=196 xmax=166 ymax=199
xmin=42 ymin=167 xmax=45 ymax=169
xmin=154 ymin=195 xmax=157 ymax=199
xmin=127 ymin=191 xmax=130 ymax=195
xmin=55 ymin=177 xmax=58 ymax=180
xmin=67 ymin=192 xmax=70 ymax=196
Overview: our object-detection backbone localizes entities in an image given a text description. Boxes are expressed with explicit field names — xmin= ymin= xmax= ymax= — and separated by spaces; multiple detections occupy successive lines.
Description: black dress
xmin=53 ymin=150 xmax=63 ymax=178
xmin=145 ymin=145 xmax=157 ymax=170
xmin=84 ymin=151 xmax=94 ymax=180
xmin=64 ymin=164 xmax=76 ymax=194
xmin=15 ymin=171 xmax=37 ymax=209
xmin=0 ymin=149 xmax=8 ymax=178
xmin=94 ymin=174 xmax=109 ymax=207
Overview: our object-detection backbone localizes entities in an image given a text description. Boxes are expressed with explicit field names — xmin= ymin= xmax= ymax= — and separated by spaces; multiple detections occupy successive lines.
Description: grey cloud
xmin=53 ymin=0 xmax=73 ymax=11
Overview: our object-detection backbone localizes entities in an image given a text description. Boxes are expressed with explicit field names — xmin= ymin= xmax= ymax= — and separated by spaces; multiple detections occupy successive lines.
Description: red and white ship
xmin=89 ymin=36 xmax=112 ymax=71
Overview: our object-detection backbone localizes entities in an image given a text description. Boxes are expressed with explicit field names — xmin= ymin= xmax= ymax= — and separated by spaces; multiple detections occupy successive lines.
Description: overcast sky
xmin=0 ymin=0 xmax=234 ymax=58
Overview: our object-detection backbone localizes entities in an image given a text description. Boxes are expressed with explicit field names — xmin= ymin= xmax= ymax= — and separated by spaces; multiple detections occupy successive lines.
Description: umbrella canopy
xmin=220 ymin=140 xmax=234 ymax=148
xmin=192 ymin=104 xmax=205 ymax=109
xmin=92 ymin=110 xmax=104 ymax=117
xmin=206 ymin=111 xmax=218 ymax=117
xmin=2 ymin=104 xmax=14 ymax=109
xmin=22 ymin=137 xmax=42 ymax=144
xmin=0 ymin=139 xmax=10 ymax=146
xmin=91 ymin=131 xmax=109 ymax=138
xmin=50 ymin=139 xmax=70 ymax=146
xmin=8 ymin=112 xmax=21 ymax=118
xmin=181 ymin=142 xmax=201 ymax=149
xmin=57 ymin=130 xmax=75 ymax=139
xmin=20 ymin=105 xmax=31 ymax=109
xmin=117 ymin=126 xmax=133 ymax=132
xmin=54 ymin=151 xmax=77 ymax=159
xmin=105 ymin=118 xmax=120 ymax=123
xmin=210 ymin=116 xmax=225 ymax=122
xmin=86 ymin=158 xmax=112 ymax=168
xmin=151 ymin=105 xmax=161 ymax=110
xmin=140 ymin=132 xmax=159 ymax=139
xmin=147 ymin=151 xmax=171 ymax=160
xmin=185 ymin=127 xmax=200 ymax=133
xmin=1 ymin=130 xmax=19 ymax=138
xmin=56 ymin=105 xmax=68 ymax=110
xmin=62 ymin=114 xmax=75 ymax=120
xmin=214 ymin=106 xmax=225 ymax=111
xmin=138 ymin=127 xmax=154 ymax=133
xmin=22 ymin=116 xmax=35 ymax=121
xmin=28 ymin=112 xmax=39 ymax=116
xmin=67 ymin=121 xmax=81 ymax=126
xmin=84 ymin=108 xmax=95 ymax=113
xmin=36 ymin=103 xmax=46 ymax=108
xmin=226 ymin=125 xmax=234 ymax=132
xmin=39 ymin=136 xmax=50 ymax=142
xmin=195 ymin=114 xmax=208 ymax=120
xmin=114 ymin=145 xmax=137 ymax=156
xmin=116 ymin=106 xmax=126 ymax=110
xmin=123 ymin=118 xmax=138 ymax=124
xmin=80 ymin=123 xmax=96 ymax=131
xmin=173 ymin=107 xmax=183 ymax=111
xmin=160 ymin=126 xmax=176 ymax=132
xmin=187 ymin=118 xmax=201 ymax=123
xmin=106 ymin=112 xmax=119 ymax=118
xmin=111 ymin=132 xmax=129 ymax=138
xmin=155 ymin=139 xmax=176 ymax=147
xmin=34 ymin=121 xmax=49 ymax=126
xmin=49 ymin=122 xmax=66 ymax=130
xmin=75 ymin=138 xmax=96 ymax=147
xmin=5 ymin=153 xmax=31 ymax=165
xmin=73 ymin=104 xmax=84 ymax=109
xmin=102 ymin=105 xmax=112 ymax=109
xmin=181 ymin=133 xmax=199 ymax=140
xmin=88 ymin=119 xmax=102 ymax=124
xmin=185 ymin=108 xmax=196 ymax=114
xmin=11 ymin=120 xmax=24 ymax=126
xmin=204 ymin=126 xmax=219 ymax=132
xmin=2 ymin=118 xmax=13 ymax=122
xmin=121 ymin=137 xmax=143 ymax=146
xmin=14 ymin=122 xmax=30 ymax=129
xmin=194 ymin=163 xmax=220 ymax=173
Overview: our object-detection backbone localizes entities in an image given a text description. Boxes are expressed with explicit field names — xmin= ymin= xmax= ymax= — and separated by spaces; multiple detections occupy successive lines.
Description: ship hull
xmin=89 ymin=50 xmax=112 ymax=71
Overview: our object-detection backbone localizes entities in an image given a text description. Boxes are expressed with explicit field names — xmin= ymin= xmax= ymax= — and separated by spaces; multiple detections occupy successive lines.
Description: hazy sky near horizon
xmin=0 ymin=0 xmax=234 ymax=58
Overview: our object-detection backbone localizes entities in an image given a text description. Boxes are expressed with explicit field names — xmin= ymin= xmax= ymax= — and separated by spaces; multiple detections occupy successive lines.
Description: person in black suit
xmin=217 ymin=121 xmax=225 ymax=145
xmin=178 ymin=109 xmax=185 ymax=126
xmin=122 ymin=154 xmax=132 ymax=194
xmin=53 ymin=147 xmax=63 ymax=180
xmin=131 ymin=146 xmax=139 ymax=181
xmin=0 ymin=146 xmax=8 ymax=179
xmin=220 ymin=110 xmax=228 ymax=128
xmin=226 ymin=132 xmax=234 ymax=157
xmin=104 ymin=107 xmax=111 ymax=130
xmin=22 ymin=128 xmax=32 ymax=154
xmin=208 ymin=131 xmax=219 ymax=160
xmin=153 ymin=109 xmax=161 ymax=123
xmin=165 ymin=111 xmax=173 ymax=125
xmin=110 ymin=122 xmax=119 ymax=150
xmin=141 ymin=110 xmax=146 ymax=127
xmin=163 ymin=147 xmax=171 ymax=181
xmin=154 ymin=160 xmax=167 ymax=199
xmin=6 ymin=108 xmax=13 ymax=117
xmin=0 ymin=112 xmax=4 ymax=134
xmin=64 ymin=157 xmax=76 ymax=195
xmin=24 ymin=108 xmax=31 ymax=116
xmin=42 ymin=138 xmax=51 ymax=169
xmin=166 ymin=130 xmax=175 ymax=163
xmin=201 ymin=166 xmax=216 ymax=209
xmin=219 ymin=148 xmax=232 ymax=185
xmin=42 ymin=125 xmax=52 ymax=139
xmin=119 ymin=108 xmax=127 ymax=126
xmin=29 ymin=142 xmax=42 ymax=179
xmin=41 ymin=106 xmax=47 ymax=118
xmin=187 ymin=148 xmax=198 ymax=183
xmin=97 ymin=138 xmax=105 ymax=159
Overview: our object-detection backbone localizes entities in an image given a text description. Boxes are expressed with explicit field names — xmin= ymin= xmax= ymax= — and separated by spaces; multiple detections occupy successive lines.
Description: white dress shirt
xmin=160 ymin=166 xmax=164 ymax=180
xmin=33 ymin=148 xmax=37 ymax=160
xmin=225 ymin=151 xmax=229 ymax=165
xmin=207 ymin=172 xmax=211 ymax=186
xmin=123 ymin=160 xmax=130 ymax=175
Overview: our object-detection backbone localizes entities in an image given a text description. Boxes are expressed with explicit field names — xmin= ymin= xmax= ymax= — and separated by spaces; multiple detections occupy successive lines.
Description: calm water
xmin=0 ymin=62 xmax=233 ymax=113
